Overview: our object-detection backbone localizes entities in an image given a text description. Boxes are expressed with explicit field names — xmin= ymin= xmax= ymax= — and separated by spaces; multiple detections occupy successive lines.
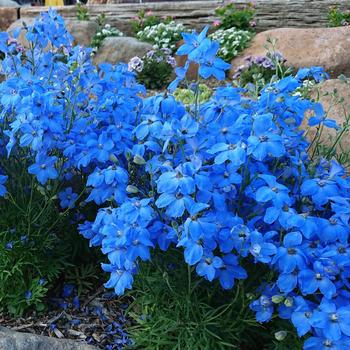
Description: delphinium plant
xmin=0 ymin=9 xmax=143 ymax=314
xmin=128 ymin=48 xmax=176 ymax=90
xmin=2 ymin=10 xmax=350 ymax=350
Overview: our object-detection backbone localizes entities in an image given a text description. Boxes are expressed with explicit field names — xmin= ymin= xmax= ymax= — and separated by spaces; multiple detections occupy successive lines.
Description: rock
xmin=6 ymin=18 xmax=35 ymax=47
xmin=230 ymin=27 xmax=350 ymax=78
xmin=303 ymin=78 xmax=350 ymax=152
xmin=65 ymin=19 xmax=98 ymax=47
xmin=7 ymin=18 xmax=98 ymax=47
xmin=0 ymin=0 xmax=19 ymax=6
xmin=0 ymin=7 xmax=18 ymax=31
xmin=93 ymin=36 xmax=153 ymax=66
xmin=0 ymin=326 xmax=96 ymax=350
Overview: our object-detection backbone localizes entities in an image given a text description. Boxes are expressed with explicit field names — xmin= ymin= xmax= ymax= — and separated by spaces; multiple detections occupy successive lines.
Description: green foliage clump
xmin=0 ymin=159 xmax=73 ymax=316
xmin=126 ymin=251 xmax=302 ymax=350
xmin=174 ymin=84 xmax=212 ymax=105
xmin=328 ymin=6 xmax=350 ymax=27
xmin=215 ymin=3 xmax=256 ymax=31
xmin=76 ymin=3 xmax=90 ymax=21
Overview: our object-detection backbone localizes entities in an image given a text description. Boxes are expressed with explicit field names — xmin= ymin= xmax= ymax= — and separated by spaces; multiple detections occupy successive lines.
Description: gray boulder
xmin=0 ymin=0 xmax=19 ymax=7
xmin=93 ymin=36 xmax=153 ymax=66
xmin=0 ymin=326 xmax=96 ymax=350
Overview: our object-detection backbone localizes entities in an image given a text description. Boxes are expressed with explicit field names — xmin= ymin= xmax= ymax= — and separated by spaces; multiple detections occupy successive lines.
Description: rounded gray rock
xmin=93 ymin=36 xmax=153 ymax=66
xmin=0 ymin=327 xmax=96 ymax=350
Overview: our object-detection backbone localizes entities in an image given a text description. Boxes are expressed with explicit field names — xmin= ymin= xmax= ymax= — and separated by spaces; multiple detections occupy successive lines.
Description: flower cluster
xmin=136 ymin=21 xmax=188 ymax=52
xmin=1 ymin=10 xmax=350 ymax=350
xmin=232 ymin=52 xmax=286 ymax=79
xmin=209 ymin=27 xmax=253 ymax=61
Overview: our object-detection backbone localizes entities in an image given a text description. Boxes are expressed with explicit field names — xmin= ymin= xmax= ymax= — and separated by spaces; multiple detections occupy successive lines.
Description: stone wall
xmin=2 ymin=0 xmax=350 ymax=34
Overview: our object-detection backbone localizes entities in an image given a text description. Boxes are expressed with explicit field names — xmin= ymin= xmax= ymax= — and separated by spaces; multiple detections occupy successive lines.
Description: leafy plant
xmin=215 ymin=3 xmax=256 ymax=31
xmin=0 ymin=159 xmax=72 ymax=315
xmin=128 ymin=49 xmax=176 ymax=90
xmin=131 ymin=9 xmax=172 ymax=35
xmin=174 ymin=83 xmax=212 ymax=105
xmin=127 ymin=251 xmax=303 ymax=350
xmin=65 ymin=263 xmax=100 ymax=296
xmin=76 ymin=3 xmax=90 ymax=21
xmin=328 ymin=6 xmax=350 ymax=27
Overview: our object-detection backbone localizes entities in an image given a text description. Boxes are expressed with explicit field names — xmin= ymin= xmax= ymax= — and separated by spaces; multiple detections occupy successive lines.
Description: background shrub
xmin=328 ymin=6 xmax=350 ymax=27
xmin=215 ymin=3 xmax=256 ymax=31
xmin=128 ymin=48 xmax=176 ymax=90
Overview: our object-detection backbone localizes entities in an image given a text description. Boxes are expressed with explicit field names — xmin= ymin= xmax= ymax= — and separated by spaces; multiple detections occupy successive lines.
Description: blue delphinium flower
xmin=28 ymin=154 xmax=58 ymax=185
xmin=58 ymin=187 xmax=78 ymax=209
xmin=0 ymin=175 xmax=7 ymax=197
xmin=299 ymin=261 xmax=337 ymax=299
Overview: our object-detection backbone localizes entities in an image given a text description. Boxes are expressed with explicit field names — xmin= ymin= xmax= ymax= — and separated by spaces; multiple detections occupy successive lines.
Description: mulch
xmin=0 ymin=286 xmax=133 ymax=349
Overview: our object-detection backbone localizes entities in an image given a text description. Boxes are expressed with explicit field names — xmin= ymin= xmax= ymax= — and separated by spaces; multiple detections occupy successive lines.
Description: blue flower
xmin=250 ymin=294 xmax=274 ymax=323
xmin=0 ymin=175 xmax=7 ymax=197
xmin=103 ymin=264 xmax=134 ymax=296
xmin=207 ymin=142 xmax=246 ymax=166
xmin=58 ymin=187 xmax=78 ymax=209
xmin=299 ymin=261 xmax=336 ymax=299
xmin=311 ymin=300 xmax=350 ymax=341
xmin=249 ymin=230 xmax=277 ymax=264
xmin=304 ymin=336 xmax=350 ymax=350
xmin=247 ymin=114 xmax=285 ymax=161
xmin=291 ymin=296 xmax=314 ymax=337
xmin=273 ymin=231 xmax=306 ymax=274
xmin=176 ymin=26 xmax=210 ymax=60
xmin=218 ymin=254 xmax=247 ymax=289
xmin=255 ymin=174 xmax=290 ymax=208
xmin=24 ymin=290 xmax=32 ymax=300
xmin=197 ymin=41 xmax=231 ymax=80
xmin=28 ymin=154 xmax=58 ymax=185
xmin=196 ymin=252 xmax=223 ymax=281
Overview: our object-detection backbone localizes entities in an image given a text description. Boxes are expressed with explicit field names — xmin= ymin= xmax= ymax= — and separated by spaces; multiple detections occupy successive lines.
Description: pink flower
xmin=250 ymin=20 xmax=257 ymax=28
xmin=146 ymin=11 xmax=153 ymax=16
xmin=213 ymin=20 xmax=221 ymax=27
